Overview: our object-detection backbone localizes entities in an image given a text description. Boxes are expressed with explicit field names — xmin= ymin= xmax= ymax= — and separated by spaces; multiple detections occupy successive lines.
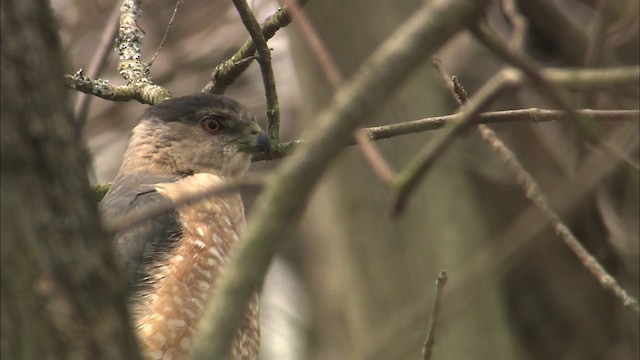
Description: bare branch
xmin=365 ymin=124 xmax=639 ymax=358
xmin=65 ymin=72 xmax=148 ymax=103
xmin=471 ymin=24 xmax=638 ymax=170
xmin=391 ymin=69 xmax=520 ymax=215
xmin=202 ymin=0 xmax=310 ymax=94
xmin=189 ymin=0 xmax=494 ymax=358
xmin=365 ymin=108 xmax=638 ymax=141
xmin=422 ymin=270 xmax=448 ymax=360
xmin=283 ymin=0 xmax=343 ymax=88
xmin=478 ymin=124 xmax=639 ymax=314
xmin=471 ymin=23 xmax=581 ymax=118
xmin=231 ymin=0 xmax=281 ymax=146
xmin=437 ymin=60 xmax=639 ymax=315
xmin=115 ymin=0 xmax=172 ymax=104
xmin=93 ymin=108 xmax=638 ymax=198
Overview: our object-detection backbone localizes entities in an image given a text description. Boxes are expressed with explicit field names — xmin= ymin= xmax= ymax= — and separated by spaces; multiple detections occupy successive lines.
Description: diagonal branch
xmin=436 ymin=60 xmax=639 ymax=315
xmin=422 ymin=270 xmax=448 ymax=360
xmin=471 ymin=24 xmax=638 ymax=170
xmin=478 ymin=124 xmax=639 ymax=314
xmin=202 ymin=0 xmax=311 ymax=95
xmin=283 ymin=0 xmax=343 ymax=88
xmin=391 ymin=68 xmax=520 ymax=215
xmin=188 ymin=0 xmax=494 ymax=359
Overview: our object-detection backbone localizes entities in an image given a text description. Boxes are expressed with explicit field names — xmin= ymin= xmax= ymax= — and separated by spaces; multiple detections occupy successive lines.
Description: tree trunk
xmin=1 ymin=1 xmax=140 ymax=358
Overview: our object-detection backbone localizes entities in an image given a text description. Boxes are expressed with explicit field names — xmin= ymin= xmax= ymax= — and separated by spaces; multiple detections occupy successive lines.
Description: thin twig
xmin=189 ymin=1 xmax=494 ymax=359
xmin=283 ymin=0 xmax=343 ymax=88
xmin=354 ymin=129 xmax=396 ymax=185
xmin=91 ymin=108 xmax=638 ymax=194
xmin=422 ymin=270 xmax=448 ymax=360
xmin=231 ymin=0 xmax=281 ymax=146
xmin=364 ymin=108 xmax=638 ymax=142
xmin=479 ymin=124 xmax=639 ymax=314
xmin=73 ymin=2 xmax=121 ymax=125
xmin=436 ymin=61 xmax=639 ymax=315
xmin=471 ymin=23 xmax=580 ymax=118
xmin=364 ymin=124 xmax=639 ymax=359
xmin=149 ymin=0 xmax=183 ymax=67
xmin=93 ymin=107 xmax=638 ymax=197
xmin=391 ymin=69 xmax=520 ymax=216
xmin=471 ymin=24 xmax=638 ymax=170
xmin=203 ymin=0 xmax=310 ymax=94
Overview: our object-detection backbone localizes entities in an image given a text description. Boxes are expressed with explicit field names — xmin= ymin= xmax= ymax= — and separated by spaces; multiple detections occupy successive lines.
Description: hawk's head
xmin=122 ymin=94 xmax=270 ymax=177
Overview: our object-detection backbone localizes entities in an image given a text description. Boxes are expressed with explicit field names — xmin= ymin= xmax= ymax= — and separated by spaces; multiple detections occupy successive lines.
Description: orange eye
xmin=201 ymin=117 xmax=224 ymax=134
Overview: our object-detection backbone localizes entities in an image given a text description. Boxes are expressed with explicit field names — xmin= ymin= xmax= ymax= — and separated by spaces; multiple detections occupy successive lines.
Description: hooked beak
xmin=236 ymin=124 xmax=271 ymax=155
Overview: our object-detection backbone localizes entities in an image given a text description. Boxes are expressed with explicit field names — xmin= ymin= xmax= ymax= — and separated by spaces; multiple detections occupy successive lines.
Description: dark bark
xmin=0 ymin=1 xmax=141 ymax=359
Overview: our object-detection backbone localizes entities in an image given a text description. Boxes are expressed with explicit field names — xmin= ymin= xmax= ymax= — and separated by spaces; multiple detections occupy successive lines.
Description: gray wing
xmin=100 ymin=171 xmax=183 ymax=292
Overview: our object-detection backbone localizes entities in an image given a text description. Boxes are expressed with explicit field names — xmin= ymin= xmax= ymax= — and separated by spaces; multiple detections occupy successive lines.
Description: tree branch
xmin=93 ymin=108 xmax=638 ymax=197
xmin=479 ymin=124 xmax=639 ymax=314
xmin=365 ymin=108 xmax=639 ymax=141
xmin=471 ymin=24 xmax=638 ymax=169
xmin=422 ymin=270 xmax=448 ymax=360
xmin=64 ymin=72 xmax=149 ymax=103
xmin=437 ymin=59 xmax=639 ymax=315
xmin=202 ymin=0 xmax=310 ymax=95
xmin=189 ymin=0 xmax=494 ymax=358
xmin=63 ymin=0 xmax=172 ymax=105
xmin=391 ymin=69 xmax=520 ymax=215
xmin=283 ymin=0 xmax=343 ymax=88
xmin=116 ymin=0 xmax=172 ymax=104
xmin=231 ymin=0 xmax=281 ymax=146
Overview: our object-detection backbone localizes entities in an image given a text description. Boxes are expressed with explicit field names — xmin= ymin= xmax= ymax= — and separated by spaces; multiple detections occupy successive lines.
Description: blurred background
xmin=53 ymin=0 xmax=639 ymax=359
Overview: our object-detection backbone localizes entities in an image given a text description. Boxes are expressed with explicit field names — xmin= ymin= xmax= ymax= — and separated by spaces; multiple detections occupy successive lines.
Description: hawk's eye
xmin=201 ymin=117 xmax=224 ymax=134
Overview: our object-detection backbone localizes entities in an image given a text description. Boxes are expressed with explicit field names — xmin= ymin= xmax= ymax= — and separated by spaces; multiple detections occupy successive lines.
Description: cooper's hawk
xmin=100 ymin=94 xmax=270 ymax=360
